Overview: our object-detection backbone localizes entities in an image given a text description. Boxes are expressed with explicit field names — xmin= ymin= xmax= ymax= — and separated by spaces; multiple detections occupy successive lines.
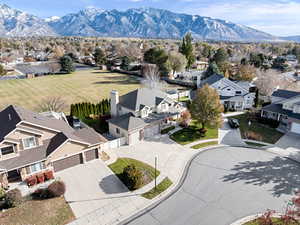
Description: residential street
xmin=125 ymin=146 xmax=299 ymax=225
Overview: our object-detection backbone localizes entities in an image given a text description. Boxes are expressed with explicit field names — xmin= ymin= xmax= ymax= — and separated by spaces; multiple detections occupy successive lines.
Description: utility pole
xmin=155 ymin=156 xmax=157 ymax=190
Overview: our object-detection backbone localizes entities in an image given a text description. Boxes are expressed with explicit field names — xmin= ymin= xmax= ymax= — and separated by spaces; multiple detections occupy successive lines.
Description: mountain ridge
xmin=0 ymin=4 xmax=293 ymax=42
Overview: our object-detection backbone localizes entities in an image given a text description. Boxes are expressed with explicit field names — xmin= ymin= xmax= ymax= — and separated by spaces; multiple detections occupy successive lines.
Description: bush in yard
xmin=31 ymin=188 xmax=52 ymax=200
xmin=245 ymin=131 xmax=263 ymax=141
xmin=44 ymin=170 xmax=54 ymax=180
xmin=122 ymin=165 xmax=143 ymax=190
xmin=161 ymin=126 xmax=175 ymax=134
xmin=37 ymin=174 xmax=45 ymax=183
xmin=47 ymin=181 xmax=66 ymax=197
xmin=0 ymin=187 xmax=5 ymax=199
xmin=26 ymin=176 xmax=37 ymax=187
xmin=4 ymin=189 xmax=22 ymax=208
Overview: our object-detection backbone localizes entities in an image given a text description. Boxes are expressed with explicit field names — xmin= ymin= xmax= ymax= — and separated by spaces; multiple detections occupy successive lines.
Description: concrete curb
xmin=118 ymin=145 xmax=227 ymax=225
xmin=242 ymin=139 xmax=273 ymax=147
xmin=118 ymin=144 xmax=300 ymax=225
xmin=230 ymin=213 xmax=281 ymax=225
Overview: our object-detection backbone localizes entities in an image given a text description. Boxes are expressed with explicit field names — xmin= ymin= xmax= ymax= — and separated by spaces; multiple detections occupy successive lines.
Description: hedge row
xmin=70 ymin=99 xmax=110 ymax=118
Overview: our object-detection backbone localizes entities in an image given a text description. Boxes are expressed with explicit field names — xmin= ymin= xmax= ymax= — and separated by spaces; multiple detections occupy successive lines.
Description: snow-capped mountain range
xmin=0 ymin=3 xmax=287 ymax=42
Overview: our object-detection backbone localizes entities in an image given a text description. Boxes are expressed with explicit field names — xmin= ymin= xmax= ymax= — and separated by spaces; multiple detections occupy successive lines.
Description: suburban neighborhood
xmin=1 ymin=2 xmax=300 ymax=225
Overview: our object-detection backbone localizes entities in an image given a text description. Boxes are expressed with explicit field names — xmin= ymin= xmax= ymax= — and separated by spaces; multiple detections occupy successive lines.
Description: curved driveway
xmin=125 ymin=146 xmax=300 ymax=225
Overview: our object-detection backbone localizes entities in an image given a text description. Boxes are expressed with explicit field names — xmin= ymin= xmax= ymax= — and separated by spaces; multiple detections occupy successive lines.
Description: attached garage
xmin=291 ymin=122 xmax=300 ymax=134
xmin=53 ymin=153 xmax=83 ymax=172
xmin=144 ymin=124 xmax=160 ymax=138
xmin=85 ymin=149 xmax=99 ymax=162
xmin=129 ymin=131 xmax=142 ymax=145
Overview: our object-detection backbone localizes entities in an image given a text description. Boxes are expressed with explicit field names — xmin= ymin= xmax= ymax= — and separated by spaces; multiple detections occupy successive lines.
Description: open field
xmin=0 ymin=70 xmax=142 ymax=113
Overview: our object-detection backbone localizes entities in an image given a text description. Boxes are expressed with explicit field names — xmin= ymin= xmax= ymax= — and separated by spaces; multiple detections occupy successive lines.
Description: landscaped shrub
xmin=47 ymin=181 xmax=66 ymax=197
xmin=245 ymin=131 xmax=263 ymax=141
xmin=161 ymin=126 xmax=175 ymax=134
xmin=26 ymin=176 xmax=37 ymax=187
xmin=122 ymin=165 xmax=143 ymax=191
xmin=4 ymin=189 xmax=22 ymax=208
xmin=44 ymin=170 xmax=54 ymax=180
xmin=31 ymin=188 xmax=52 ymax=200
xmin=37 ymin=174 xmax=45 ymax=183
xmin=0 ymin=187 xmax=6 ymax=199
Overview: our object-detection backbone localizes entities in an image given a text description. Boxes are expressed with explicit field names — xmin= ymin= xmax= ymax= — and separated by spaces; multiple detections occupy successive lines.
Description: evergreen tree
xmin=179 ymin=33 xmax=196 ymax=70
xmin=93 ymin=48 xmax=106 ymax=66
xmin=213 ymin=48 xmax=228 ymax=67
xmin=60 ymin=55 xmax=75 ymax=74
xmin=204 ymin=62 xmax=222 ymax=78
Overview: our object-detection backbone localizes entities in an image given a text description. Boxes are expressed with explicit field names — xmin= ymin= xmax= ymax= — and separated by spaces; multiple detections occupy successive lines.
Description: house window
xmin=1 ymin=146 xmax=14 ymax=155
xmin=235 ymin=91 xmax=242 ymax=95
xmin=29 ymin=162 xmax=44 ymax=174
xmin=23 ymin=137 xmax=37 ymax=149
xmin=116 ymin=128 xmax=120 ymax=134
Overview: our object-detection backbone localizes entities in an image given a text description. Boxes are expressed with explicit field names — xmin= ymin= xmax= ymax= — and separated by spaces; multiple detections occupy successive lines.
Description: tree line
xmin=70 ymin=99 xmax=110 ymax=118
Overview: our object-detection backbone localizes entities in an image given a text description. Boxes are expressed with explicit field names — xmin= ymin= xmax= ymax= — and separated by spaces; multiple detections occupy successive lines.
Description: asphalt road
xmin=125 ymin=146 xmax=300 ymax=225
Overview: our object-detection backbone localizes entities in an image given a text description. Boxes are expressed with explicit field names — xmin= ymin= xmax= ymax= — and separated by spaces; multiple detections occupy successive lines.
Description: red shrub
xmin=26 ymin=176 xmax=37 ymax=187
xmin=36 ymin=174 xmax=45 ymax=183
xmin=44 ymin=171 xmax=54 ymax=181
xmin=47 ymin=181 xmax=66 ymax=197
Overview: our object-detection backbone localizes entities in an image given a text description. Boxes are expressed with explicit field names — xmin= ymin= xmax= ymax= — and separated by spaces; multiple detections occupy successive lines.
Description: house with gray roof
xmin=0 ymin=105 xmax=107 ymax=189
xmin=108 ymin=88 xmax=185 ymax=145
xmin=261 ymin=89 xmax=300 ymax=134
xmin=199 ymin=74 xmax=256 ymax=111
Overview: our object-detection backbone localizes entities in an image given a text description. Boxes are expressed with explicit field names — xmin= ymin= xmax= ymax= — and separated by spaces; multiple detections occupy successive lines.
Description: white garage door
xmin=129 ymin=131 xmax=141 ymax=145
xmin=291 ymin=122 xmax=300 ymax=134
xmin=144 ymin=124 xmax=160 ymax=138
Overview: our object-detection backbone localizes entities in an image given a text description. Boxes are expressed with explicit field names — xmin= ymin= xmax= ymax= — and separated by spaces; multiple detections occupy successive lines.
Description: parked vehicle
xmin=228 ymin=118 xmax=240 ymax=128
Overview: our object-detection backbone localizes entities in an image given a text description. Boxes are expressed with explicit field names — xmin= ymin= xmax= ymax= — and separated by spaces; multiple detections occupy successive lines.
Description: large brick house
xmin=0 ymin=105 xmax=107 ymax=188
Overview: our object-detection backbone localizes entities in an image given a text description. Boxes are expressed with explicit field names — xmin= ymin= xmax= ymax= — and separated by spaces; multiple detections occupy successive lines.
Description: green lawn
xmin=233 ymin=113 xmax=284 ymax=144
xmin=0 ymin=197 xmax=74 ymax=225
xmin=141 ymin=177 xmax=173 ymax=199
xmin=170 ymin=120 xmax=218 ymax=145
xmin=191 ymin=141 xmax=219 ymax=149
xmin=244 ymin=218 xmax=299 ymax=225
xmin=245 ymin=141 xmax=267 ymax=147
xmin=108 ymin=158 xmax=160 ymax=190
xmin=0 ymin=70 xmax=141 ymax=113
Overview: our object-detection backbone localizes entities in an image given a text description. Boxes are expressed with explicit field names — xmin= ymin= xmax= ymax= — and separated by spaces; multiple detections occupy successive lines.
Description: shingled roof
xmin=119 ymin=88 xmax=169 ymax=111
xmin=272 ymin=89 xmax=300 ymax=99
xmin=108 ymin=113 xmax=146 ymax=131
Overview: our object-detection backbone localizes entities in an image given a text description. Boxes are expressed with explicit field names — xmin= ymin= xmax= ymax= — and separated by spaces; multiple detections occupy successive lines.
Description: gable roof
xmin=0 ymin=105 xmax=106 ymax=146
xmin=201 ymin=74 xmax=249 ymax=92
xmin=201 ymin=74 xmax=224 ymax=86
xmin=108 ymin=113 xmax=146 ymax=131
xmin=119 ymin=88 xmax=170 ymax=111
xmin=263 ymin=103 xmax=300 ymax=120
xmin=272 ymin=89 xmax=300 ymax=99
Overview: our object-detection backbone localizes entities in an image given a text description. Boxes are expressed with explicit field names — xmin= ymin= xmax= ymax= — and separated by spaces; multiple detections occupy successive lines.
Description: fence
xmin=103 ymin=137 xmax=127 ymax=150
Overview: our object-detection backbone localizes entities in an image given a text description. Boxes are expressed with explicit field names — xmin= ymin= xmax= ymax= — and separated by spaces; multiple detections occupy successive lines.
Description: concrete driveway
xmin=276 ymin=132 xmax=300 ymax=150
xmin=219 ymin=119 xmax=245 ymax=146
xmin=126 ymin=146 xmax=299 ymax=225
xmin=57 ymin=159 xmax=130 ymax=218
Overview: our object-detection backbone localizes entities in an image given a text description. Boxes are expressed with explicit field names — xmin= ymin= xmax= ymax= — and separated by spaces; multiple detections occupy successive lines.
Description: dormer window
xmin=1 ymin=146 xmax=14 ymax=155
xmin=236 ymin=91 xmax=242 ymax=95
xmin=23 ymin=137 xmax=37 ymax=149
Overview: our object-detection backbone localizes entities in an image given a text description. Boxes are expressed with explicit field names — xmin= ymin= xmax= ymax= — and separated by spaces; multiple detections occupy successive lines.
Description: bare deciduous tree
xmin=255 ymin=69 xmax=292 ymax=96
xmin=168 ymin=51 xmax=187 ymax=77
xmin=141 ymin=64 xmax=166 ymax=90
xmin=38 ymin=96 xmax=67 ymax=112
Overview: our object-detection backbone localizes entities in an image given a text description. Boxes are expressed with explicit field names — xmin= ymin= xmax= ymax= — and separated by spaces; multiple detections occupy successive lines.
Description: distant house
xmin=261 ymin=89 xmax=300 ymax=134
xmin=108 ymin=88 xmax=185 ymax=145
xmin=192 ymin=61 xmax=209 ymax=71
xmin=199 ymin=74 xmax=255 ymax=111
xmin=14 ymin=62 xmax=61 ymax=78
xmin=0 ymin=105 xmax=107 ymax=189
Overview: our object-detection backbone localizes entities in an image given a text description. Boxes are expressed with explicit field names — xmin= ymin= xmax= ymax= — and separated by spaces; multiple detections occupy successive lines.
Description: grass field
xmin=0 ymin=70 xmax=141 ymax=113
xmin=142 ymin=177 xmax=173 ymax=199
xmin=0 ymin=197 xmax=74 ymax=225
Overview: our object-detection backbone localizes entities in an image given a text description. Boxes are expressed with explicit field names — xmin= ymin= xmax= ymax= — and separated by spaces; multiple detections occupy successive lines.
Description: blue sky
xmin=2 ymin=0 xmax=300 ymax=36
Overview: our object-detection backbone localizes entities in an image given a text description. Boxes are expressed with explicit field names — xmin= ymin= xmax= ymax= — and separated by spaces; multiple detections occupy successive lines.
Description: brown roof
xmin=0 ymin=105 xmax=107 ymax=146
xmin=73 ymin=127 xmax=108 ymax=145
xmin=0 ymin=140 xmax=51 ymax=171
